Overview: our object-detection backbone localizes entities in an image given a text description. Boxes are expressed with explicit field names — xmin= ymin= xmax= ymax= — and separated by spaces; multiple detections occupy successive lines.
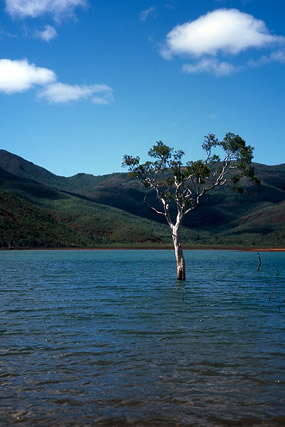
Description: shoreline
xmin=1 ymin=246 xmax=284 ymax=252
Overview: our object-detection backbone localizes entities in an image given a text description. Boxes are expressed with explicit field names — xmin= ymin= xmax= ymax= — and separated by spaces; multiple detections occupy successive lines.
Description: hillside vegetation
xmin=0 ymin=149 xmax=284 ymax=249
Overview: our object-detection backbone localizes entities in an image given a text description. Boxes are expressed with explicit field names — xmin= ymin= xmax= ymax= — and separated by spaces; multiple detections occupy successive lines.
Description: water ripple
xmin=0 ymin=249 xmax=284 ymax=425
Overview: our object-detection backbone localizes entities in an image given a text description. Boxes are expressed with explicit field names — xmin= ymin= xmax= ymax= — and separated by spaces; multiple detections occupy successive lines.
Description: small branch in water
xmin=257 ymin=252 xmax=261 ymax=272
xmin=269 ymin=264 xmax=280 ymax=302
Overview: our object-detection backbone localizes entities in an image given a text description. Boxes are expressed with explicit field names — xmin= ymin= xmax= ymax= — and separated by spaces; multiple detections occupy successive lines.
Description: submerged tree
xmin=123 ymin=133 xmax=259 ymax=280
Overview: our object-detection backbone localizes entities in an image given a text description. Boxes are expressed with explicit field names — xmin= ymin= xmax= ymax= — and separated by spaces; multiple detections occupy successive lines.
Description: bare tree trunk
xmin=172 ymin=227 xmax=186 ymax=280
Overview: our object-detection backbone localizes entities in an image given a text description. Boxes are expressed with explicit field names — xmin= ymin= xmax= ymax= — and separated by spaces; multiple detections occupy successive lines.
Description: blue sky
xmin=0 ymin=0 xmax=285 ymax=176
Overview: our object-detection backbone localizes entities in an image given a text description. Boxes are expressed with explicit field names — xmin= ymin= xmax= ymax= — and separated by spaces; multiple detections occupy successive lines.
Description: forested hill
xmin=0 ymin=149 xmax=118 ymax=192
xmin=0 ymin=149 xmax=284 ymax=248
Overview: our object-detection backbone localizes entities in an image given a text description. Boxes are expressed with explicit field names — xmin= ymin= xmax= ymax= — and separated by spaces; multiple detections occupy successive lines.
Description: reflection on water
xmin=0 ymin=250 xmax=284 ymax=426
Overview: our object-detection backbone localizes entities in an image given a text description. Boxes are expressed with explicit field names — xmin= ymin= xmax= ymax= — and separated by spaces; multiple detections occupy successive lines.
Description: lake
xmin=0 ymin=249 xmax=284 ymax=426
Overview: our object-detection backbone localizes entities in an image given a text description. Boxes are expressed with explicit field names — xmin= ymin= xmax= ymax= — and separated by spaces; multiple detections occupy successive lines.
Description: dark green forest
xmin=0 ymin=149 xmax=284 ymax=249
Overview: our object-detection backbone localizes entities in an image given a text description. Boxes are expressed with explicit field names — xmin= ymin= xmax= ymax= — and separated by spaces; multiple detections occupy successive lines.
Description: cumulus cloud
xmin=35 ymin=25 xmax=57 ymax=42
xmin=0 ymin=58 xmax=56 ymax=93
xmin=4 ymin=0 xmax=87 ymax=19
xmin=161 ymin=8 xmax=285 ymax=76
xmin=139 ymin=6 xmax=157 ymax=22
xmin=37 ymin=82 xmax=114 ymax=104
xmin=162 ymin=9 xmax=283 ymax=59
xmin=0 ymin=58 xmax=114 ymax=105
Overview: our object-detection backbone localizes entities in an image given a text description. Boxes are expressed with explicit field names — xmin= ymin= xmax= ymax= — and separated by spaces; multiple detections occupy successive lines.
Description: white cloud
xmin=161 ymin=8 xmax=285 ymax=76
xmin=139 ymin=6 xmax=157 ymax=22
xmin=182 ymin=58 xmax=238 ymax=76
xmin=248 ymin=49 xmax=285 ymax=67
xmin=38 ymin=82 xmax=114 ymax=104
xmin=0 ymin=58 xmax=114 ymax=105
xmin=4 ymin=0 xmax=87 ymax=19
xmin=0 ymin=58 xmax=56 ymax=93
xmin=270 ymin=50 xmax=285 ymax=63
xmin=35 ymin=25 xmax=57 ymax=42
xmin=162 ymin=9 xmax=283 ymax=59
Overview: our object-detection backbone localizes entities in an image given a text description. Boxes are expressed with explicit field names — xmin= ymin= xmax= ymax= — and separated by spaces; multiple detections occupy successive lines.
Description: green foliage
xmin=0 ymin=150 xmax=283 ymax=249
xmin=0 ymin=185 xmax=171 ymax=248
xmin=185 ymin=160 xmax=211 ymax=183
xmin=0 ymin=191 xmax=87 ymax=248
xmin=122 ymin=133 xmax=260 ymax=226
xmin=148 ymin=141 xmax=173 ymax=161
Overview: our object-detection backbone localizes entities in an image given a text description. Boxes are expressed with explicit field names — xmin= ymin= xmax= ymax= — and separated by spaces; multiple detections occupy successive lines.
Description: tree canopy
xmin=123 ymin=133 xmax=259 ymax=280
xmin=123 ymin=133 xmax=259 ymax=224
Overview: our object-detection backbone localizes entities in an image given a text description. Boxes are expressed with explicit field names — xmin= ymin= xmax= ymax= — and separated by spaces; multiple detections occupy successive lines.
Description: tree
xmin=122 ymin=133 xmax=259 ymax=280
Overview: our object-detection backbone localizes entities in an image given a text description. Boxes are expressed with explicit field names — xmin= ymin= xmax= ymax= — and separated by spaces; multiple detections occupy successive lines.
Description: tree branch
xmin=143 ymin=195 xmax=165 ymax=216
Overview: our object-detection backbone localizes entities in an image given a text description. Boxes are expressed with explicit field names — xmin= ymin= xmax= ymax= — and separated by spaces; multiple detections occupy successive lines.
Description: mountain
xmin=0 ymin=161 xmax=172 ymax=248
xmin=0 ymin=149 xmax=113 ymax=191
xmin=0 ymin=190 xmax=88 ymax=248
xmin=0 ymin=149 xmax=284 ymax=248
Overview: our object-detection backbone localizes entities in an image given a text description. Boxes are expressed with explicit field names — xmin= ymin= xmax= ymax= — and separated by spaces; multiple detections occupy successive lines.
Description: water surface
xmin=0 ymin=250 xmax=284 ymax=426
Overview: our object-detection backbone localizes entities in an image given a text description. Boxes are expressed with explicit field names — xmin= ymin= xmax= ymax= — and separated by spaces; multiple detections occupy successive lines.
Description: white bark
xmin=172 ymin=224 xmax=186 ymax=281
xmin=124 ymin=135 xmax=255 ymax=281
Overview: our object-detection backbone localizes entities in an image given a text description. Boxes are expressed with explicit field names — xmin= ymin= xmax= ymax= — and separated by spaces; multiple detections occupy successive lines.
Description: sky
xmin=0 ymin=0 xmax=285 ymax=177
